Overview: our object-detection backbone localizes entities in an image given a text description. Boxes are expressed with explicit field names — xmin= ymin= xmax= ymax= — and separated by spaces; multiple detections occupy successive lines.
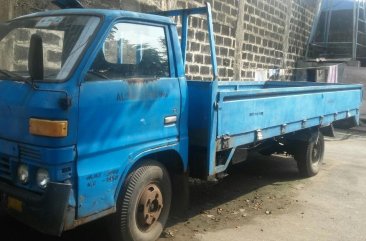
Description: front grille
xmin=0 ymin=156 xmax=11 ymax=180
xmin=19 ymin=145 xmax=41 ymax=162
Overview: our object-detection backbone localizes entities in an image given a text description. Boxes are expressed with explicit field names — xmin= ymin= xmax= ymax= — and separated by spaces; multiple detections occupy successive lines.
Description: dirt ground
xmin=1 ymin=128 xmax=366 ymax=241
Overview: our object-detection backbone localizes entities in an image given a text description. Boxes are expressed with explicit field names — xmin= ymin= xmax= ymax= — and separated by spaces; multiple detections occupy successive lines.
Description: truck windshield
xmin=0 ymin=15 xmax=100 ymax=82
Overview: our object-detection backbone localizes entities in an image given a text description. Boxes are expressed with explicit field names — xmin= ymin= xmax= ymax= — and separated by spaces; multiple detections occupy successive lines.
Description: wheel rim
xmin=311 ymin=138 xmax=322 ymax=166
xmin=136 ymin=183 xmax=163 ymax=231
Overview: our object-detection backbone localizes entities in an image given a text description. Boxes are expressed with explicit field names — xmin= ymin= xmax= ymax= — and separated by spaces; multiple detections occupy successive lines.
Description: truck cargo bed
xmin=187 ymin=80 xmax=363 ymax=177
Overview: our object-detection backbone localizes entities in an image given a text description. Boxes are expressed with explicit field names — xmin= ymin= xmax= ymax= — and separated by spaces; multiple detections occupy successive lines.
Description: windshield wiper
xmin=0 ymin=69 xmax=35 ymax=87
xmin=0 ymin=69 xmax=23 ymax=80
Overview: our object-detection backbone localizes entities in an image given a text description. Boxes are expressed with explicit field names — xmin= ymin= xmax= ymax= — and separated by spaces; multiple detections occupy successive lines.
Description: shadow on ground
xmin=0 ymin=154 xmax=301 ymax=241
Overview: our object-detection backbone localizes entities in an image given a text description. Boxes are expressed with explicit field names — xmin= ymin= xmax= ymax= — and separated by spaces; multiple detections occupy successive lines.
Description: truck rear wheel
xmin=110 ymin=161 xmax=171 ymax=241
xmin=295 ymin=132 xmax=324 ymax=177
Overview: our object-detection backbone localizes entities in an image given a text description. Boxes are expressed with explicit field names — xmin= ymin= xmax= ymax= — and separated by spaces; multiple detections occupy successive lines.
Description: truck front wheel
xmin=110 ymin=161 xmax=171 ymax=241
xmin=294 ymin=132 xmax=325 ymax=177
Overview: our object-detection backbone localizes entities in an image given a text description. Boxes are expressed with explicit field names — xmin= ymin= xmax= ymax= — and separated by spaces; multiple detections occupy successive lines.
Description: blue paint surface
xmin=188 ymin=80 xmax=363 ymax=176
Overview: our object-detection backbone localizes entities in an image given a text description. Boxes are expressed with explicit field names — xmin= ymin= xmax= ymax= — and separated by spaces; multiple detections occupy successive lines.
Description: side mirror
xmin=28 ymin=34 xmax=44 ymax=80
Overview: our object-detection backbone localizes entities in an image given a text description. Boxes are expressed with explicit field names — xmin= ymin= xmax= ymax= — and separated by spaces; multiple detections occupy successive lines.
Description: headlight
xmin=17 ymin=164 xmax=29 ymax=184
xmin=36 ymin=169 xmax=50 ymax=189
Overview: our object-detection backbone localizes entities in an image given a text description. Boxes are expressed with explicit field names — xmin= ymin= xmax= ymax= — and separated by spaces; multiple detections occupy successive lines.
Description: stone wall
xmin=0 ymin=0 xmax=320 ymax=81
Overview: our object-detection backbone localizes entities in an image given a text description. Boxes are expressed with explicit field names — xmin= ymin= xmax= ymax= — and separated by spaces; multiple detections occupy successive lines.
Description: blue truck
xmin=0 ymin=1 xmax=363 ymax=241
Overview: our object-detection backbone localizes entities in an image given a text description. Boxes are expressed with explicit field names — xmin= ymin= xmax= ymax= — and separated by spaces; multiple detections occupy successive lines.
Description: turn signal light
xmin=29 ymin=118 xmax=68 ymax=137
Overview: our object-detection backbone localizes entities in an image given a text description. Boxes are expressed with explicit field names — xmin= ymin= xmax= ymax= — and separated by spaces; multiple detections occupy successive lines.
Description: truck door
xmin=76 ymin=22 xmax=181 ymax=218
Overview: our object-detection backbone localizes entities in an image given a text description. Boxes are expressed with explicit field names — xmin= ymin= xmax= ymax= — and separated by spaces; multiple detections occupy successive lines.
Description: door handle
xmin=164 ymin=115 xmax=177 ymax=125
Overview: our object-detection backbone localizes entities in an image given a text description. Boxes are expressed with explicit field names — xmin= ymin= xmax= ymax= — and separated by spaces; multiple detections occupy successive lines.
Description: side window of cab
xmin=86 ymin=22 xmax=170 ymax=81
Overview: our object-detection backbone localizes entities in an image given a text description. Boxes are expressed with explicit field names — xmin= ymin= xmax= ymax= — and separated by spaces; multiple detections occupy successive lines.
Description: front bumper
xmin=0 ymin=181 xmax=71 ymax=236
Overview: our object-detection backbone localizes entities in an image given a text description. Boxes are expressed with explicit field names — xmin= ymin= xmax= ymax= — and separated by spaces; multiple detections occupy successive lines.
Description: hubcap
xmin=311 ymin=139 xmax=321 ymax=165
xmin=137 ymin=184 xmax=163 ymax=230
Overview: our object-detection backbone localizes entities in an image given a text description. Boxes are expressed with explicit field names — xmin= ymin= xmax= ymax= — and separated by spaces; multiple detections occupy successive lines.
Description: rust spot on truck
xmin=68 ymin=207 xmax=116 ymax=229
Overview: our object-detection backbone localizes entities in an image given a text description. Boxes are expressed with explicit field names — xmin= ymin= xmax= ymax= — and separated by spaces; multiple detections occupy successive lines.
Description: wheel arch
xmin=114 ymin=148 xmax=186 ymax=202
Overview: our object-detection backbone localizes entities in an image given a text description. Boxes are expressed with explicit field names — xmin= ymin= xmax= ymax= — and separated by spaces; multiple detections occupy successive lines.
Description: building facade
xmin=0 ymin=0 xmax=320 ymax=80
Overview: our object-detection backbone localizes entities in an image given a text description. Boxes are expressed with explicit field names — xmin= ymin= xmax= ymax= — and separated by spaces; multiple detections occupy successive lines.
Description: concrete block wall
xmin=1 ymin=0 xmax=320 ymax=81
xmin=239 ymin=0 xmax=318 ymax=80
xmin=0 ymin=28 xmax=63 ymax=71
xmin=176 ymin=0 xmax=239 ymax=80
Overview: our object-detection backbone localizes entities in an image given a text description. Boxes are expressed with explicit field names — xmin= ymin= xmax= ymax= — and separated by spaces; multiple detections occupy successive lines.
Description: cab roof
xmin=13 ymin=8 xmax=174 ymax=25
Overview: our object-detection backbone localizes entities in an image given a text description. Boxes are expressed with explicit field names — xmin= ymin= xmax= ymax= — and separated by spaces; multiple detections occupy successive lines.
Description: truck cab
xmin=0 ymin=7 xmax=188 ymax=238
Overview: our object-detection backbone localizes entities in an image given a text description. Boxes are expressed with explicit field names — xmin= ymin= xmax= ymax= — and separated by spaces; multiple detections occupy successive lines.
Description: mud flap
xmin=333 ymin=116 xmax=359 ymax=129
xmin=320 ymin=124 xmax=335 ymax=137
xmin=170 ymin=173 xmax=189 ymax=217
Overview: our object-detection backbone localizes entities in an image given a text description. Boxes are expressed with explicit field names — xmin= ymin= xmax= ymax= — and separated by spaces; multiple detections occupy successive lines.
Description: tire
xmin=110 ymin=161 xmax=171 ymax=241
xmin=294 ymin=132 xmax=325 ymax=177
xmin=0 ymin=192 xmax=5 ymax=211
